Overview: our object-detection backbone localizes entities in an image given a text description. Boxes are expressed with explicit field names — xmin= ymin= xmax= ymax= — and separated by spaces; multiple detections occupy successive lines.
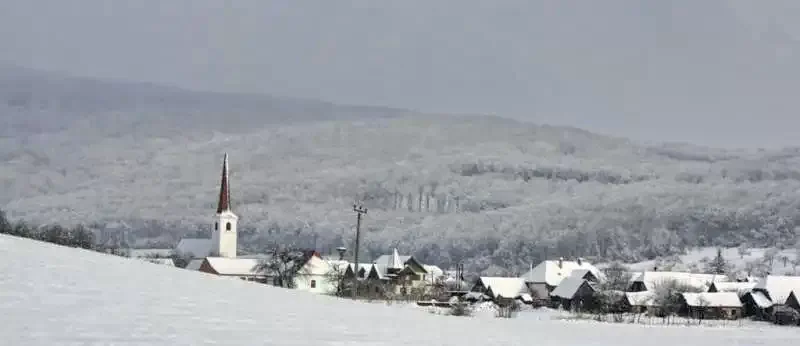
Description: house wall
xmin=292 ymin=256 xmax=337 ymax=295
xmin=294 ymin=274 xmax=336 ymax=294
xmin=527 ymin=283 xmax=549 ymax=299
xmin=684 ymin=306 xmax=741 ymax=320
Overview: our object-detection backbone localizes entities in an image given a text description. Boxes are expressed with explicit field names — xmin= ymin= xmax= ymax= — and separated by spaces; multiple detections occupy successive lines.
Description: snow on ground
xmin=624 ymin=246 xmax=800 ymax=275
xmin=2 ymin=235 xmax=799 ymax=346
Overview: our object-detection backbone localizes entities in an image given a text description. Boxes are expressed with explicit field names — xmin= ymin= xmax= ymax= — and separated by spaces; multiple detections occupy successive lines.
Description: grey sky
xmin=2 ymin=0 xmax=800 ymax=148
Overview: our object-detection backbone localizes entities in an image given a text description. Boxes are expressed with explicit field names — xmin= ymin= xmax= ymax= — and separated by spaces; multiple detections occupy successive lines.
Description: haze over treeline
xmin=2 ymin=1 xmax=800 ymax=147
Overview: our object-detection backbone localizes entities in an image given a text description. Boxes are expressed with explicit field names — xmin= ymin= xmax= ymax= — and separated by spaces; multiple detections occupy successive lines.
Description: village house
xmin=750 ymin=275 xmax=800 ymax=318
xmin=786 ymin=291 xmax=800 ymax=311
xmin=336 ymin=249 xmax=446 ymax=299
xmin=550 ymin=274 xmax=598 ymax=311
xmin=519 ymin=257 xmax=602 ymax=299
xmin=752 ymin=275 xmax=800 ymax=307
xmin=628 ymin=271 xmax=728 ymax=292
xmin=198 ymin=257 xmax=266 ymax=282
xmin=679 ymin=292 xmax=743 ymax=320
xmin=707 ymin=281 xmax=756 ymax=295
xmin=139 ymin=257 xmax=176 ymax=266
xmin=623 ymin=291 xmax=655 ymax=314
xmin=198 ymin=251 xmax=342 ymax=294
xmin=470 ymin=277 xmax=531 ymax=305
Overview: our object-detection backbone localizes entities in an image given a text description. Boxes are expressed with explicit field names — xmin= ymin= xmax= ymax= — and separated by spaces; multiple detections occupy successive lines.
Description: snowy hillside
xmin=4 ymin=66 xmax=800 ymax=274
xmin=2 ymin=235 xmax=799 ymax=346
xmin=625 ymin=246 xmax=800 ymax=276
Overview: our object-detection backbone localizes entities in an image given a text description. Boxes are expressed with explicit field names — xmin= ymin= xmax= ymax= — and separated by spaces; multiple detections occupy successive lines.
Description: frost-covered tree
xmin=763 ymin=248 xmax=779 ymax=267
xmin=706 ymin=248 xmax=728 ymax=274
xmin=255 ymin=247 xmax=311 ymax=288
xmin=737 ymin=244 xmax=750 ymax=259
xmin=600 ymin=261 xmax=632 ymax=291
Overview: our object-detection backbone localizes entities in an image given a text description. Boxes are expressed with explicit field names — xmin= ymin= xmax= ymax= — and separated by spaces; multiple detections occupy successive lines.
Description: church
xmin=176 ymin=153 xmax=238 ymax=259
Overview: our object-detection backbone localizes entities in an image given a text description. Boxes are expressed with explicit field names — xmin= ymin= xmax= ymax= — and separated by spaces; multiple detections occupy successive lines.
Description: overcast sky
xmin=2 ymin=0 xmax=800 ymax=148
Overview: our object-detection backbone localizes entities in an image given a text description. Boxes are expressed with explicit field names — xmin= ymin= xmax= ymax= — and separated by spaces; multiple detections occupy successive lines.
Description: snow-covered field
xmin=1 ymin=235 xmax=799 ymax=345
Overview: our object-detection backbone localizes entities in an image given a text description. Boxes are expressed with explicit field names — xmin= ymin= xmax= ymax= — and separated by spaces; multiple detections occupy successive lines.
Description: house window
xmin=226 ymin=222 xmax=232 ymax=231
xmin=310 ymin=280 xmax=317 ymax=288
xmin=215 ymin=222 xmax=218 ymax=230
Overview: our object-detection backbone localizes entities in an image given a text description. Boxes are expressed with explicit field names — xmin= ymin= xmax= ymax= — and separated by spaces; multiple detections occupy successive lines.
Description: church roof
xmin=175 ymin=238 xmax=212 ymax=258
xmin=387 ymin=248 xmax=403 ymax=270
xmin=217 ymin=153 xmax=231 ymax=214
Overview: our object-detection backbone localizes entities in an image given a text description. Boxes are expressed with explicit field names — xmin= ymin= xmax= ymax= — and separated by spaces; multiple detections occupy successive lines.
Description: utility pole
xmin=352 ymin=204 xmax=367 ymax=299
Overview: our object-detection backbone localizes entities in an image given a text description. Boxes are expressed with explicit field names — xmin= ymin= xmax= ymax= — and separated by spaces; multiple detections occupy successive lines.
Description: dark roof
xmin=216 ymin=153 xmax=231 ymax=213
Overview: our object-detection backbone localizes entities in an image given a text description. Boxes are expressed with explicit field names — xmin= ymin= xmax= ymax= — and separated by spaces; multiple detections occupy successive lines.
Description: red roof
xmin=216 ymin=153 xmax=231 ymax=214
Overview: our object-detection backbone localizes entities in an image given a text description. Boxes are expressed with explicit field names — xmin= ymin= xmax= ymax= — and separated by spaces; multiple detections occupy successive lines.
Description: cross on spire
xmin=216 ymin=153 xmax=231 ymax=214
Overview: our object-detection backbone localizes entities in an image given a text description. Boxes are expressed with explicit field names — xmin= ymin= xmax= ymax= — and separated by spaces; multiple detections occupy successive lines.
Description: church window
xmin=215 ymin=222 xmax=218 ymax=230
xmin=226 ymin=222 xmax=232 ymax=231
xmin=310 ymin=280 xmax=317 ymax=288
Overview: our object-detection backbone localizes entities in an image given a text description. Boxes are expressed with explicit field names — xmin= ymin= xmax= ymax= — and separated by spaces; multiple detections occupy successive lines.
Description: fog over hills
xmin=3 ymin=66 xmax=800 ymax=275
xmin=4 ymin=1 xmax=800 ymax=147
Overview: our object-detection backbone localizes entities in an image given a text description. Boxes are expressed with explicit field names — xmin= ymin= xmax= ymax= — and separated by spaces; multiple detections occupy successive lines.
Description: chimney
xmin=653 ymin=266 xmax=658 ymax=271
xmin=558 ymin=257 xmax=564 ymax=268
xmin=336 ymin=247 xmax=347 ymax=261
xmin=577 ymin=257 xmax=583 ymax=265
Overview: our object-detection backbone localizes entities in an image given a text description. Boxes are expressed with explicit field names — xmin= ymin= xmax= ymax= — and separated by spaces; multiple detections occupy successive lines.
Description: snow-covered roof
xmin=423 ymin=265 xmax=444 ymax=278
xmin=297 ymin=256 xmax=332 ymax=276
xmin=709 ymin=282 xmax=756 ymax=297
xmin=128 ymin=249 xmax=174 ymax=258
xmin=551 ymin=276 xmax=593 ymax=299
xmin=185 ymin=259 xmax=204 ymax=271
xmin=625 ymin=291 xmax=655 ymax=306
xmin=325 ymin=259 xmax=350 ymax=273
xmin=519 ymin=259 xmax=602 ymax=286
xmin=175 ymin=238 xmax=212 ymax=258
xmin=479 ymin=277 xmax=529 ymax=299
xmin=520 ymin=293 xmax=533 ymax=302
xmin=387 ymin=248 xmax=403 ymax=270
xmin=463 ymin=291 xmax=490 ymax=301
xmin=371 ymin=264 xmax=390 ymax=280
xmin=568 ymin=268 xmax=597 ymax=280
xmin=751 ymin=291 xmax=773 ymax=308
xmin=753 ymin=275 xmax=800 ymax=304
xmin=139 ymin=258 xmax=175 ymax=266
xmin=631 ymin=271 xmax=728 ymax=291
xmin=681 ymin=292 xmax=742 ymax=308
xmin=203 ymin=257 xmax=262 ymax=276
xmin=374 ymin=253 xmax=417 ymax=268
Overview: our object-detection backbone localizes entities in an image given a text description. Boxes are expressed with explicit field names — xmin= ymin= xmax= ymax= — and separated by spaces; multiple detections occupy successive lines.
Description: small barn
xmin=785 ymin=291 xmax=800 ymax=311
xmin=471 ymin=277 xmax=530 ymax=305
xmin=680 ymin=292 xmax=743 ymax=320
xmin=623 ymin=291 xmax=655 ymax=314
xmin=550 ymin=276 xmax=597 ymax=311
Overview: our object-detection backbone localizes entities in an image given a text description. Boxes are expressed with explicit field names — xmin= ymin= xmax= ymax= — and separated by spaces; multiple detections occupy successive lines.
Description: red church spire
xmin=216 ymin=153 xmax=231 ymax=214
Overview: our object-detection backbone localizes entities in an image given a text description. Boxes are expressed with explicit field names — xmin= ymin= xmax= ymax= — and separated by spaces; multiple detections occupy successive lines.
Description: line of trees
xmin=0 ymin=209 xmax=95 ymax=250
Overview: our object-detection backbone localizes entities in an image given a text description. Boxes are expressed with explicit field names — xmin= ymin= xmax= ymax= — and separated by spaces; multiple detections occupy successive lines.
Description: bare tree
xmin=763 ymin=247 xmax=779 ymax=267
xmin=693 ymin=295 xmax=710 ymax=324
xmin=600 ymin=261 xmax=632 ymax=291
xmin=255 ymin=247 xmax=310 ymax=288
xmin=737 ymin=244 xmax=750 ymax=259
xmin=652 ymin=279 xmax=702 ymax=324
xmin=325 ymin=262 xmax=349 ymax=297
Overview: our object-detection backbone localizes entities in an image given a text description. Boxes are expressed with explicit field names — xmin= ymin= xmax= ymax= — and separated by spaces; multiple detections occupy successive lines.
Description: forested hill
xmin=2 ymin=65 xmax=800 ymax=275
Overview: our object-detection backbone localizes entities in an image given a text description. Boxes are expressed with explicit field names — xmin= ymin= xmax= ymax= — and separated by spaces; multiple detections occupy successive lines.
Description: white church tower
xmin=211 ymin=153 xmax=238 ymax=258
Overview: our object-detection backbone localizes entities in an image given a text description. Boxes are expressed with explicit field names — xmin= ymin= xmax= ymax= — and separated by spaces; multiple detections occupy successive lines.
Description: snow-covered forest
xmin=3 ymin=65 xmax=800 ymax=275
